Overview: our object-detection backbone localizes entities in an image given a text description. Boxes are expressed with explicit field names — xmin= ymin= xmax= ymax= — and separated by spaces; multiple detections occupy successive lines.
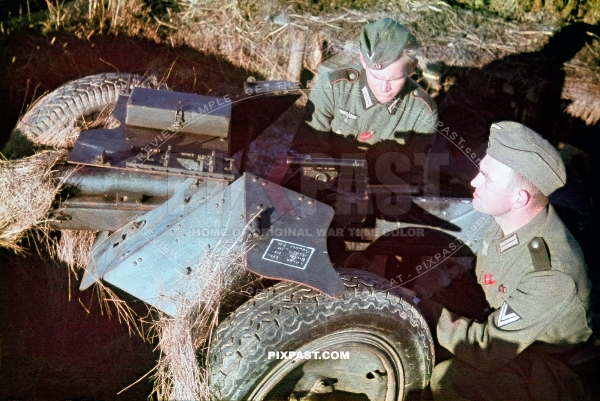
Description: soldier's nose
xmin=471 ymin=173 xmax=482 ymax=188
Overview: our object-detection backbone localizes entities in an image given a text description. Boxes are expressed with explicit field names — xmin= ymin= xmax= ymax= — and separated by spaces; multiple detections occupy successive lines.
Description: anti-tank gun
xmin=25 ymin=72 xmax=487 ymax=400
xmin=48 ymin=77 xmax=348 ymax=315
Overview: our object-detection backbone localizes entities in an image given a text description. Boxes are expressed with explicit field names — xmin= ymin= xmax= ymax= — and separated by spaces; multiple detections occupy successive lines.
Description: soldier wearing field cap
xmin=292 ymin=17 xmax=438 ymax=162
xmin=430 ymin=121 xmax=593 ymax=400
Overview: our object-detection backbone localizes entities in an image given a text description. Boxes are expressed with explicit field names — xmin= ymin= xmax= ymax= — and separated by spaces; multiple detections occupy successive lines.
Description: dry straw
xmin=53 ymin=229 xmax=97 ymax=273
xmin=51 ymin=229 xmax=99 ymax=303
xmin=50 ymin=229 xmax=147 ymax=336
xmin=148 ymin=232 xmax=254 ymax=401
xmin=563 ymin=34 xmax=600 ymax=126
xmin=175 ymin=0 xmax=553 ymax=78
xmin=0 ymin=150 xmax=68 ymax=253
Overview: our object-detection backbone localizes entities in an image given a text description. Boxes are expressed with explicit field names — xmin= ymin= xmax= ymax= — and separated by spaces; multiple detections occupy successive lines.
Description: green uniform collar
xmin=492 ymin=205 xmax=550 ymax=253
xmin=358 ymin=68 xmax=414 ymax=115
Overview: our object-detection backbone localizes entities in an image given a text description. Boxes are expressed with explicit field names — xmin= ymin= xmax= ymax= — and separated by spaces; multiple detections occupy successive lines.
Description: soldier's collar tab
xmin=360 ymin=72 xmax=376 ymax=110
xmin=499 ymin=233 xmax=519 ymax=253
xmin=386 ymin=79 xmax=415 ymax=114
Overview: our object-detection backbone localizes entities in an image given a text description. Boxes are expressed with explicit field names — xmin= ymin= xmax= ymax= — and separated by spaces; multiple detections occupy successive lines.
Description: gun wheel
xmin=208 ymin=268 xmax=434 ymax=400
xmin=4 ymin=73 xmax=165 ymax=157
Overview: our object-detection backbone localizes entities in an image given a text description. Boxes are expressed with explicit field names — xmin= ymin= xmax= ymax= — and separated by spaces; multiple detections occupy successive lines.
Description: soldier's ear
xmin=404 ymin=57 xmax=418 ymax=75
xmin=513 ymin=188 xmax=532 ymax=209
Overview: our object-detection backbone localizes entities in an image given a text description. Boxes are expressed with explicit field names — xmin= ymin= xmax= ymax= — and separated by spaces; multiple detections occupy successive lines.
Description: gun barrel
xmin=56 ymin=165 xmax=190 ymax=197
xmin=51 ymin=165 xmax=205 ymax=231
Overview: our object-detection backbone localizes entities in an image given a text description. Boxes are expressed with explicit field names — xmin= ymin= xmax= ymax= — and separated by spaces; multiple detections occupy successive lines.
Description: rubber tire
xmin=208 ymin=268 xmax=434 ymax=401
xmin=4 ymin=72 xmax=164 ymax=157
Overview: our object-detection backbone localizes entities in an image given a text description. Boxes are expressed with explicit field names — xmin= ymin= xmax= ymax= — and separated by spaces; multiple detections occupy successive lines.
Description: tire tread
xmin=209 ymin=269 xmax=434 ymax=400
xmin=12 ymin=73 xmax=164 ymax=148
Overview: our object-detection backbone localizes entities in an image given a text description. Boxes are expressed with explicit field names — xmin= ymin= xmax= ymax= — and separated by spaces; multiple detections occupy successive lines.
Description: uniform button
xmin=348 ymin=72 xmax=356 ymax=80
xmin=531 ymin=240 xmax=539 ymax=249
xmin=412 ymin=89 xmax=419 ymax=96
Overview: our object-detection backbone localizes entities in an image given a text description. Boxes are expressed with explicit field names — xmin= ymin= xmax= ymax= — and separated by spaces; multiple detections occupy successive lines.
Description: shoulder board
xmin=528 ymin=237 xmax=552 ymax=272
xmin=328 ymin=68 xmax=360 ymax=85
xmin=407 ymin=78 xmax=437 ymax=113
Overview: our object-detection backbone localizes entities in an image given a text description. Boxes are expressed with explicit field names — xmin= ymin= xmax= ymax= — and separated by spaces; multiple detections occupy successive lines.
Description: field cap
xmin=486 ymin=121 xmax=566 ymax=196
xmin=359 ymin=18 xmax=417 ymax=70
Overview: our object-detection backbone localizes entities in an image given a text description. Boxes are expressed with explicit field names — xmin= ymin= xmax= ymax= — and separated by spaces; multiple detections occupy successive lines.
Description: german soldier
xmin=430 ymin=121 xmax=593 ymax=400
xmin=291 ymin=17 xmax=438 ymax=191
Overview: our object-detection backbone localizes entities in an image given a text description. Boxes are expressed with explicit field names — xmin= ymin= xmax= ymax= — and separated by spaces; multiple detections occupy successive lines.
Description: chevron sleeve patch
xmin=496 ymin=301 xmax=522 ymax=327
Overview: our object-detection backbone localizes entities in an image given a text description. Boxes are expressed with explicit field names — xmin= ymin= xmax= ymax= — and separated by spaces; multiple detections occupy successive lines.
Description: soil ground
xmin=1 ymin=27 xmax=600 ymax=400
xmin=0 ymin=247 xmax=156 ymax=400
